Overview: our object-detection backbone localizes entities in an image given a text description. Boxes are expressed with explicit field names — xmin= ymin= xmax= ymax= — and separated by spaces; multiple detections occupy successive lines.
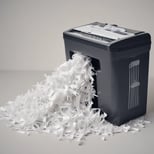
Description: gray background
xmin=0 ymin=0 xmax=154 ymax=76
xmin=0 ymin=0 xmax=154 ymax=154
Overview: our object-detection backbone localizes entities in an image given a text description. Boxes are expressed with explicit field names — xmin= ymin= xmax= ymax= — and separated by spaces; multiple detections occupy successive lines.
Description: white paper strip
xmin=0 ymin=53 xmax=150 ymax=145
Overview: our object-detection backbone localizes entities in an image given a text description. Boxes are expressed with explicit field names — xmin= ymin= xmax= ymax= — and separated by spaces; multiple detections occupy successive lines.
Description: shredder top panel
xmin=63 ymin=22 xmax=151 ymax=52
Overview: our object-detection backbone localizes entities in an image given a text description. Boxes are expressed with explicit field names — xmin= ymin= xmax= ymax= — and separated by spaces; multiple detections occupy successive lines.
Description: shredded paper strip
xmin=0 ymin=53 xmax=150 ymax=145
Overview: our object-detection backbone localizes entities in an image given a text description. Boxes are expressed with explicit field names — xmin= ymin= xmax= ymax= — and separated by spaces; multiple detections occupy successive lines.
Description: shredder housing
xmin=63 ymin=22 xmax=151 ymax=125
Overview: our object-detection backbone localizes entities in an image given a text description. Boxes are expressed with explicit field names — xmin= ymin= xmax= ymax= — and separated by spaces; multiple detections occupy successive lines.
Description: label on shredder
xmin=74 ymin=24 xmax=135 ymax=40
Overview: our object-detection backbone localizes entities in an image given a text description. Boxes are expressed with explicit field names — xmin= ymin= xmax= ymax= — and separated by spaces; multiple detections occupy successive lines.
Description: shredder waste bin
xmin=63 ymin=22 xmax=151 ymax=125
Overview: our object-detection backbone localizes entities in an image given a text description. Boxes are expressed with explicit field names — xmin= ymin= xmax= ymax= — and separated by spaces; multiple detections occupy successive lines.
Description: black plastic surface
xmin=63 ymin=22 xmax=151 ymax=125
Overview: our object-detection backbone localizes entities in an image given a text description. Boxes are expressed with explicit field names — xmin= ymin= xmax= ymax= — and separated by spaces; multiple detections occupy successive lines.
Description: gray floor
xmin=0 ymin=71 xmax=154 ymax=154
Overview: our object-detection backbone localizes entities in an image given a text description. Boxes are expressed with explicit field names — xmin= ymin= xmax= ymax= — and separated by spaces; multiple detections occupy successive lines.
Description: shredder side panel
xmin=109 ymin=46 xmax=150 ymax=125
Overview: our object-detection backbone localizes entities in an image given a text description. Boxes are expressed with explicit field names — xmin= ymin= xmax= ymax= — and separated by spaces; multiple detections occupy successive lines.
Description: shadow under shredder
xmin=63 ymin=22 xmax=151 ymax=125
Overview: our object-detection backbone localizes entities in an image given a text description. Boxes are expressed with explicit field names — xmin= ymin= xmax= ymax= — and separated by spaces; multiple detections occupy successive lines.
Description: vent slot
xmin=128 ymin=60 xmax=140 ymax=109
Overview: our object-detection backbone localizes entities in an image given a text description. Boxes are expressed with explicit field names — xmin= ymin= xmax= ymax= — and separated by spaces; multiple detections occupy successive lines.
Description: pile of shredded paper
xmin=0 ymin=53 xmax=150 ymax=145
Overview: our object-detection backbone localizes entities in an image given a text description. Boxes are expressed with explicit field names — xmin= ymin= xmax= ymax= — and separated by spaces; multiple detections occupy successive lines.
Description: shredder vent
xmin=128 ymin=60 xmax=140 ymax=109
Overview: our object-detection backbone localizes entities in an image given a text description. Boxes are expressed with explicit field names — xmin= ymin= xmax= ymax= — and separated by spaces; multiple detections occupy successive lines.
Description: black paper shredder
xmin=63 ymin=22 xmax=151 ymax=125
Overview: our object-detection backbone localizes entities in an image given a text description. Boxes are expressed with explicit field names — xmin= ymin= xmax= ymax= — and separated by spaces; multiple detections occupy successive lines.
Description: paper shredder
xmin=63 ymin=22 xmax=151 ymax=125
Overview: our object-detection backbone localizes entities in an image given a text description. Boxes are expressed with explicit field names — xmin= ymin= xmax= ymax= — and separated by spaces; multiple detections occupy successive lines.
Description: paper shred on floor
xmin=0 ymin=53 xmax=150 ymax=145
